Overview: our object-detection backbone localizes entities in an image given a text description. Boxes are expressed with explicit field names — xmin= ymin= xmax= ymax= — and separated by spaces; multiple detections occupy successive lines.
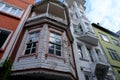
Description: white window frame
xmin=0 ymin=2 xmax=23 ymax=17
xmin=0 ymin=28 xmax=12 ymax=49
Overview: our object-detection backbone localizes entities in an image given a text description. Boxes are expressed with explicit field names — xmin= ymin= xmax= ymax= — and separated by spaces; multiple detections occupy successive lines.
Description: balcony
xmin=77 ymin=31 xmax=98 ymax=46
xmin=25 ymin=1 xmax=69 ymax=27
xmin=26 ymin=13 xmax=67 ymax=27
xmin=91 ymin=61 xmax=109 ymax=76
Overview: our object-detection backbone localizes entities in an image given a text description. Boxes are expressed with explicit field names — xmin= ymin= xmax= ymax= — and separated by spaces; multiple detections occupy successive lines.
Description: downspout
xmin=2 ymin=5 xmax=33 ymax=61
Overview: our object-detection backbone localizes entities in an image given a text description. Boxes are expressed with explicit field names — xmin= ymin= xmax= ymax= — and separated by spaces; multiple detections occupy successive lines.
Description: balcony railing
xmin=91 ymin=61 xmax=109 ymax=76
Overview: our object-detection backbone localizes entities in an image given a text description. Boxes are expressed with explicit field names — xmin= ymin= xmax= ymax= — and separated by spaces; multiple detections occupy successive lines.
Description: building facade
xmin=65 ymin=0 xmax=116 ymax=80
xmin=10 ymin=0 xmax=77 ymax=80
xmin=92 ymin=23 xmax=120 ymax=80
xmin=0 ymin=0 xmax=118 ymax=80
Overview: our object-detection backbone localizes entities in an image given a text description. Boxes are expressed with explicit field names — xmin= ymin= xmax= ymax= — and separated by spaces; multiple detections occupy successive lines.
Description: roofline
xmin=92 ymin=23 xmax=119 ymax=37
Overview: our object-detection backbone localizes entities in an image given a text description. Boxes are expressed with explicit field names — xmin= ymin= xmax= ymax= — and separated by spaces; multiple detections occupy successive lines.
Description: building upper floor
xmin=92 ymin=23 xmax=120 ymax=67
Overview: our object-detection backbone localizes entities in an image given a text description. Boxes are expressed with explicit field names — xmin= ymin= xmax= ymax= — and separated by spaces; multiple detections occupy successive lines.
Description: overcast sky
xmin=85 ymin=0 xmax=120 ymax=32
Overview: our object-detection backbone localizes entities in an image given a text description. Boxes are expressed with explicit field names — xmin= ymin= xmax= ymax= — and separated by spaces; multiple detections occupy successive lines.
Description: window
xmin=84 ymin=72 xmax=92 ymax=80
xmin=0 ymin=28 xmax=11 ymax=48
xmin=0 ymin=2 xmax=23 ymax=17
xmin=85 ymin=22 xmax=91 ymax=32
xmin=100 ymin=34 xmax=109 ymax=42
xmin=87 ymin=48 xmax=94 ymax=62
xmin=73 ymin=24 xmax=78 ymax=33
xmin=77 ymin=44 xmax=83 ymax=59
xmin=48 ymin=32 xmax=62 ymax=56
xmin=112 ymin=38 xmax=120 ymax=46
xmin=2 ymin=5 xmax=10 ymax=12
xmin=95 ymin=49 xmax=103 ymax=62
xmin=78 ymin=23 xmax=83 ymax=33
xmin=107 ymin=48 xmax=120 ymax=61
xmin=73 ymin=24 xmax=83 ymax=34
xmin=24 ymin=31 xmax=40 ymax=55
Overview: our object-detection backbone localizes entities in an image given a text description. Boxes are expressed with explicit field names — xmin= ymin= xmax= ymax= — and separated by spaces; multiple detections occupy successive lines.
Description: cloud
xmin=85 ymin=0 xmax=120 ymax=32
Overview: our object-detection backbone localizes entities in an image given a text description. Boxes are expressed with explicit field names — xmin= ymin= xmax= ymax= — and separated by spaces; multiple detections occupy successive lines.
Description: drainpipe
xmin=2 ymin=5 xmax=33 ymax=61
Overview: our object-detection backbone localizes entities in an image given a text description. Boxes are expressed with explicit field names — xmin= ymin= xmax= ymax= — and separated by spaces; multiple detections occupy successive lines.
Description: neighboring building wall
xmin=0 ymin=0 xmax=34 ymax=79
xmin=0 ymin=0 xmax=34 ymax=60
xmin=92 ymin=23 xmax=120 ymax=80
xmin=66 ymin=1 xmax=116 ymax=80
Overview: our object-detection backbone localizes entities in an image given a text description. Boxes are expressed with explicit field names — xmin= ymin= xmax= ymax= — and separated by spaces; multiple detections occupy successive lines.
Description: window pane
xmin=55 ymin=34 xmax=61 ymax=39
xmin=56 ymin=45 xmax=61 ymax=50
xmin=33 ymin=42 xmax=37 ymax=47
xmin=28 ymin=31 xmax=40 ymax=42
xmin=49 ymin=37 xmax=55 ymax=43
xmin=2 ymin=5 xmax=10 ymax=12
xmin=26 ymin=43 xmax=32 ymax=48
xmin=50 ymin=33 xmax=56 ymax=37
xmin=49 ymin=48 xmax=54 ymax=54
xmin=108 ymin=49 xmax=120 ymax=61
xmin=0 ymin=2 xmax=3 ymax=7
xmin=24 ymin=49 xmax=30 ymax=55
xmin=56 ymin=50 xmax=61 ymax=56
xmin=35 ymin=31 xmax=40 ymax=37
xmin=56 ymin=39 xmax=61 ymax=44
xmin=85 ymin=75 xmax=89 ymax=80
xmin=49 ymin=43 xmax=54 ymax=49
xmin=9 ymin=8 xmax=17 ymax=15
xmin=31 ymin=48 xmax=36 ymax=53
xmin=15 ymin=9 xmax=23 ymax=17
xmin=0 ymin=29 xmax=11 ymax=48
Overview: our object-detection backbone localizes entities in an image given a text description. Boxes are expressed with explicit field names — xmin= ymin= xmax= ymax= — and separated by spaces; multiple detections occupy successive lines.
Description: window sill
xmin=0 ymin=11 xmax=21 ymax=20
xmin=17 ymin=53 xmax=37 ymax=61
xmin=45 ymin=53 xmax=65 ymax=61
xmin=79 ymin=58 xmax=89 ymax=62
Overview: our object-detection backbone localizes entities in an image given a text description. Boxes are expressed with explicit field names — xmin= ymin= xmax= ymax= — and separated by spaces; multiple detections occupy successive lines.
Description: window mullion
xmin=30 ymin=43 xmax=33 ymax=54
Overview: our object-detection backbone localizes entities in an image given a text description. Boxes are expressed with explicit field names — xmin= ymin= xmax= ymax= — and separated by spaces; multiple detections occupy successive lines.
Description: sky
xmin=85 ymin=0 xmax=120 ymax=32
